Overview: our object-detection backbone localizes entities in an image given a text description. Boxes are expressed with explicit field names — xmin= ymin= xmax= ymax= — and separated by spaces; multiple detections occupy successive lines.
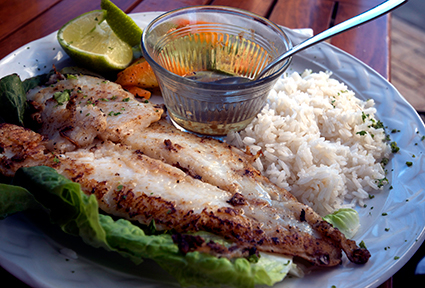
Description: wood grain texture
xmin=0 ymin=0 xmax=390 ymax=79
xmin=268 ymin=0 xmax=389 ymax=78
xmin=0 ymin=0 xmax=60 ymax=41
xmin=391 ymin=16 xmax=425 ymax=111
xmin=211 ymin=0 xmax=275 ymax=17
xmin=132 ymin=0 xmax=210 ymax=12
xmin=0 ymin=0 xmax=136 ymax=60
xmin=269 ymin=0 xmax=335 ymax=32
xmin=330 ymin=1 xmax=390 ymax=79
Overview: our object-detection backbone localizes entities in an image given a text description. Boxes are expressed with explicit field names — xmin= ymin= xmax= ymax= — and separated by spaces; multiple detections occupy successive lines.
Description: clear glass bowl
xmin=142 ymin=6 xmax=292 ymax=136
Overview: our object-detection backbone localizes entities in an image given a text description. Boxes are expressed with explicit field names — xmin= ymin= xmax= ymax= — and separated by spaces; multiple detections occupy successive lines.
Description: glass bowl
xmin=142 ymin=6 xmax=292 ymax=136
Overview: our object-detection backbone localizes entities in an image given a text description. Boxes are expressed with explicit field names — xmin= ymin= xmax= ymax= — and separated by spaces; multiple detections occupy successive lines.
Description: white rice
xmin=227 ymin=70 xmax=391 ymax=216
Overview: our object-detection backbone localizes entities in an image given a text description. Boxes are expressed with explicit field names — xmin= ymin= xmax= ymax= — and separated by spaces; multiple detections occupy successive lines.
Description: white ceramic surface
xmin=0 ymin=12 xmax=424 ymax=288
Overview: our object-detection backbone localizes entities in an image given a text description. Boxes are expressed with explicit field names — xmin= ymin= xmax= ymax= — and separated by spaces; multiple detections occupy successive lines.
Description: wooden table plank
xmin=132 ymin=0 xmax=209 ymax=13
xmin=268 ymin=0 xmax=389 ymax=79
xmin=110 ymin=0 xmax=146 ymax=13
xmin=211 ymin=0 xmax=275 ymax=17
xmin=0 ymin=0 xmax=390 ymax=80
xmin=330 ymin=0 xmax=390 ymax=79
xmin=269 ymin=0 xmax=335 ymax=32
xmin=0 ymin=0 xmax=137 ymax=60
xmin=0 ymin=0 xmax=60 ymax=42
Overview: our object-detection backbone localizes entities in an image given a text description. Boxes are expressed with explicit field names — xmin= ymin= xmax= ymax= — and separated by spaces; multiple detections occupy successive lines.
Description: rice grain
xmin=227 ymin=70 xmax=391 ymax=216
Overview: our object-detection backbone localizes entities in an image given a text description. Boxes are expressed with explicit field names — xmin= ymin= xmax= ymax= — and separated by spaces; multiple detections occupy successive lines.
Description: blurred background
xmin=391 ymin=1 xmax=425 ymax=286
xmin=391 ymin=0 xmax=425 ymax=115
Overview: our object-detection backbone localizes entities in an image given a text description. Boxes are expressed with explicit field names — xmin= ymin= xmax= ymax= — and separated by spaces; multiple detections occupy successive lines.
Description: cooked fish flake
xmin=26 ymin=75 xmax=163 ymax=152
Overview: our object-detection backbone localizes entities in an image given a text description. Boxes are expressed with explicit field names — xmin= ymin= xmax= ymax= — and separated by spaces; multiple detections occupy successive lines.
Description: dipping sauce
xmin=142 ymin=6 xmax=292 ymax=136
xmin=183 ymin=70 xmax=241 ymax=83
xmin=169 ymin=109 xmax=256 ymax=136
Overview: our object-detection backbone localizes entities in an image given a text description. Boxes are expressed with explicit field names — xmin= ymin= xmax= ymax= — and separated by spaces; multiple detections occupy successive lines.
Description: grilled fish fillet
xmin=1 ymin=74 xmax=370 ymax=266
xmin=26 ymin=74 xmax=163 ymax=152
xmin=1 ymin=123 xmax=346 ymax=266
xmin=122 ymin=119 xmax=370 ymax=265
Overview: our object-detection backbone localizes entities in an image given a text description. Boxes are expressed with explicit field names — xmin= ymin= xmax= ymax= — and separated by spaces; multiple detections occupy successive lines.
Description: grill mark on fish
xmin=227 ymin=193 xmax=247 ymax=206
xmin=59 ymin=125 xmax=80 ymax=148
xmin=300 ymin=209 xmax=306 ymax=222
xmin=164 ymin=139 xmax=182 ymax=152
xmin=171 ymin=232 xmax=259 ymax=260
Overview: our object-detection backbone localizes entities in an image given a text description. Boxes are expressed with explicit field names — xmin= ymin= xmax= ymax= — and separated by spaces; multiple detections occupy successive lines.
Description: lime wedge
xmin=57 ymin=10 xmax=133 ymax=73
xmin=101 ymin=0 xmax=143 ymax=48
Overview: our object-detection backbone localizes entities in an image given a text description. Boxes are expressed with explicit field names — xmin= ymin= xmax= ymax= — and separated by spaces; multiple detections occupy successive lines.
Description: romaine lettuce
xmin=0 ymin=72 xmax=52 ymax=126
xmin=0 ymin=166 xmax=298 ymax=287
xmin=323 ymin=208 xmax=360 ymax=239
xmin=0 ymin=183 xmax=40 ymax=219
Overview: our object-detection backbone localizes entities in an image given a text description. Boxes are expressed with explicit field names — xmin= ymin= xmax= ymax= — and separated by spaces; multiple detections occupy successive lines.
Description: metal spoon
xmin=208 ymin=0 xmax=407 ymax=85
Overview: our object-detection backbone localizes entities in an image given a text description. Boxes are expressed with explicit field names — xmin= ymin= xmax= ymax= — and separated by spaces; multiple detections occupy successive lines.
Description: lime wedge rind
xmin=100 ymin=0 xmax=143 ymax=48
xmin=57 ymin=9 xmax=133 ymax=73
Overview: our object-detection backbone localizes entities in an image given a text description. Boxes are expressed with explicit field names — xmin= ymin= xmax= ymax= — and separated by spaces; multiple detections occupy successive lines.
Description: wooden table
xmin=0 ymin=0 xmax=391 ymax=79
xmin=0 ymin=0 xmax=394 ymax=287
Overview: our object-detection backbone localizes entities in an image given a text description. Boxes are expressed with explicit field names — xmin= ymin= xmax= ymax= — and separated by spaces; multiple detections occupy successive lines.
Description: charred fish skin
xmin=0 ymin=123 xmax=48 ymax=177
xmin=1 ymin=123 xmax=346 ymax=266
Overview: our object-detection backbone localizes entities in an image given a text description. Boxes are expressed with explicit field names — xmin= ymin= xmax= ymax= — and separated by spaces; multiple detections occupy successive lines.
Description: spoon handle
xmin=257 ymin=0 xmax=407 ymax=80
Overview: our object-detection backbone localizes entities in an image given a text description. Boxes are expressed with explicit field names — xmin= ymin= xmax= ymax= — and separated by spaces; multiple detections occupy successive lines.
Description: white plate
xmin=1 ymin=12 xmax=425 ymax=288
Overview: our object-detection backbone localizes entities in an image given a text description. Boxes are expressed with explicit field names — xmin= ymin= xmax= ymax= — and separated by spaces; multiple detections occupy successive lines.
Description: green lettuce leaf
xmin=0 ymin=74 xmax=27 ymax=126
xmin=0 ymin=72 xmax=52 ymax=126
xmin=22 ymin=72 xmax=53 ymax=92
xmin=3 ymin=166 xmax=297 ymax=288
xmin=323 ymin=208 xmax=360 ymax=239
xmin=0 ymin=184 xmax=40 ymax=219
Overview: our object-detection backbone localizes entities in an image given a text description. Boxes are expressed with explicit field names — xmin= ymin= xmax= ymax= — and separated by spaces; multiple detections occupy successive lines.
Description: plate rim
xmin=0 ymin=11 xmax=424 ymax=288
